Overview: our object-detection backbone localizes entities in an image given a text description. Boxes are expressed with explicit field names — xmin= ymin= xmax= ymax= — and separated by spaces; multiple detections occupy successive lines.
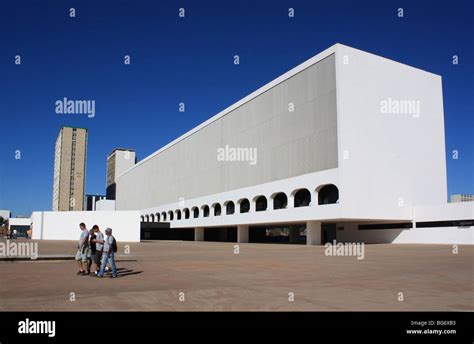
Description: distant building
xmin=52 ymin=126 xmax=88 ymax=211
xmin=451 ymin=194 xmax=474 ymax=203
xmin=85 ymin=194 xmax=106 ymax=211
xmin=106 ymin=149 xmax=136 ymax=200
xmin=0 ymin=210 xmax=11 ymax=221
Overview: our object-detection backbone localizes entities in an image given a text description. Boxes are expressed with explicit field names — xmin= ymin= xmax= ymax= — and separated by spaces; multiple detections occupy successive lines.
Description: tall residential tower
xmin=52 ymin=126 xmax=88 ymax=211
xmin=106 ymin=149 xmax=136 ymax=200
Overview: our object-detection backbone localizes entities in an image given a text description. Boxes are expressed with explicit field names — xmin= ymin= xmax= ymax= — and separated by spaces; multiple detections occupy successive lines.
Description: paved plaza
xmin=0 ymin=239 xmax=472 ymax=311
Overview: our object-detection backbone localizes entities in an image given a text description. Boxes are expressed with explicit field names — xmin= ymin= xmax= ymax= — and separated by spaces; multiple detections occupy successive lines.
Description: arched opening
xmin=318 ymin=184 xmax=339 ymax=205
xmin=294 ymin=188 xmax=311 ymax=207
xmin=161 ymin=212 xmax=167 ymax=222
xmin=273 ymin=192 xmax=288 ymax=210
xmin=202 ymin=205 xmax=210 ymax=217
xmin=213 ymin=203 xmax=221 ymax=216
xmin=239 ymin=199 xmax=250 ymax=213
xmin=140 ymin=216 xmax=144 ymax=222
xmin=184 ymin=208 xmax=190 ymax=219
xmin=175 ymin=209 xmax=182 ymax=220
xmin=150 ymin=214 xmax=155 ymax=222
xmin=255 ymin=196 xmax=267 ymax=212
xmin=145 ymin=215 xmax=149 ymax=222
xmin=225 ymin=201 xmax=235 ymax=215
xmin=168 ymin=211 xmax=174 ymax=221
xmin=192 ymin=207 xmax=199 ymax=218
xmin=155 ymin=213 xmax=160 ymax=222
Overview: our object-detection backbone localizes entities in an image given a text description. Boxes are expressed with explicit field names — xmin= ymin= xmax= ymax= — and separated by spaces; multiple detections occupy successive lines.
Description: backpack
xmin=111 ymin=236 xmax=118 ymax=253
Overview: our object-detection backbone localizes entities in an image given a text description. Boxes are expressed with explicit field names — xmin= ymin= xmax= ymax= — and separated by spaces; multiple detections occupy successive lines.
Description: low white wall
xmin=337 ymin=222 xmax=473 ymax=245
xmin=31 ymin=211 xmax=140 ymax=242
xmin=9 ymin=217 xmax=32 ymax=227
xmin=391 ymin=226 xmax=473 ymax=245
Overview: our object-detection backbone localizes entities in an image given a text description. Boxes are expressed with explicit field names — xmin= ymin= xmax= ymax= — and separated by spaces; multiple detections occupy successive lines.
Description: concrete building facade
xmin=52 ymin=126 xmax=88 ymax=211
xmin=451 ymin=194 xmax=474 ymax=203
xmin=111 ymin=44 xmax=472 ymax=245
xmin=106 ymin=149 xmax=136 ymax=200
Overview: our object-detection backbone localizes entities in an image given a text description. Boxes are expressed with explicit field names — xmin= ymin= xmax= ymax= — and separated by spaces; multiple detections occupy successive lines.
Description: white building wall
xmin=9 ymin=217 xmax=32 ymax=227
xmin=31 ymin=211 xmax=140 ymax=242
xmin=96 ymin=200 xmax=116 ymax=211
xmin=114 ymin=150 xmax=136 ymax=178
xmin=337 ymin=222 xmax=473 ymax=245
xmin=335 ymin=44 xmax=448 ymax=218
xmin=116 ymin=51 xmax=338 ymax=210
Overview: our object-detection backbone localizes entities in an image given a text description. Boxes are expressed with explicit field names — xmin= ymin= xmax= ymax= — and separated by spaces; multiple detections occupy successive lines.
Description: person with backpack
xmin=97 ymin=227 xmax=118 ymax=278
xmin=89 ymin=225 xmax=105 ymax=276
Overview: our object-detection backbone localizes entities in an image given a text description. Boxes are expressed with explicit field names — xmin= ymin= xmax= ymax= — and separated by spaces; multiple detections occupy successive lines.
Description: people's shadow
xmin=115 ymin=268 xmax=143 ymax=277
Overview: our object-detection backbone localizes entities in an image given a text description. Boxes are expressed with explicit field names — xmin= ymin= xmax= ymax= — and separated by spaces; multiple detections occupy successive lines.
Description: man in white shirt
xmin=74 ymin=223 xmax=90 ymax=275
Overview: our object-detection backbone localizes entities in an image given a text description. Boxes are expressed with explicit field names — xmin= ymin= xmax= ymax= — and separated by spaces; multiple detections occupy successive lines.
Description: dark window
xmin=203 ymin=205 xmax=210 ymax=217
xmin=294 ymin=189 xmax=311 ymax=207
xmin=358 ymin=223 xmax=412 ymax=230
xmin=273 ymin=193 xmax=287 ymax=210
xmin=239 ymin=199 xmax=250 ymax=213
xmin=255 ymin=196 xmax=267 ymax=212
xmin=214 ymin=204 xmax=221 ymax=216
xmin=318 ymin=184 xmax=339 ymax=205
xmin=226 ymin=202 xmax=235 ymax=215
xmin=416 ymin=220 xmax=473 ymax=228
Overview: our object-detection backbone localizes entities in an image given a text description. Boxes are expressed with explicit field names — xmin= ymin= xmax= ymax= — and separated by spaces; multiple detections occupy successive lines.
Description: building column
xmin=289 ymin=228 xmax=301 ymax=243
xmin=288 ymin=194 xmax=295 ymax=208
xmin=237 ymin=225 xmax=249 ymax=243
xmin=312 ymin=190 xmax=319 ymax=206
xmin=306 ymin=221 xmax=321 ymax=245
xmin=194 ymin=227 xmax=204 ymax=241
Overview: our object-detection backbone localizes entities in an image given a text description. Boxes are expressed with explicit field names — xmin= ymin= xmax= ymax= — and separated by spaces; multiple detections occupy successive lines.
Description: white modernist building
xmin=106 ymin=44 xmax=471 ymax=245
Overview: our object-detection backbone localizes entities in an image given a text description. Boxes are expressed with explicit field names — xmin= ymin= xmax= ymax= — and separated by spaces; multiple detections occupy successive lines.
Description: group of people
xmin=76 ymin=223 xmax=118 ymax=278
xmin=6 ymin=228 xmax=32 ymax=239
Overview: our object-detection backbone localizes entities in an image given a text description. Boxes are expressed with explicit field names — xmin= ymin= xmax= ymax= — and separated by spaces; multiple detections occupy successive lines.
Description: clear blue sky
xmin=0 ymin=0 xmax=472 ymax=216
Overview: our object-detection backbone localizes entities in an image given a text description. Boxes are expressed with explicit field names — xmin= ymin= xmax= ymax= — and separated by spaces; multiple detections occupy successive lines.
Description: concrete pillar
xmin=306 ymin=221 xmax=321 ymax=245
xmin=288 ymin=194 xmax=294 ymax=208
xmin=289 ymin=228 xmax=301 ymax=243
xmin=312 ymin=190 xmax=318 ymax=206
xmin=194 ymin=227 xmax=204 ymax=241
xmin=237 ymin=225 xmax=249 ymax=243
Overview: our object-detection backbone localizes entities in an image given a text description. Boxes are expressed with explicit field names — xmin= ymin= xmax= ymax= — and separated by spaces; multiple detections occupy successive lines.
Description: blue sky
xmin=0 ymin=0 xmax=472 ymax=216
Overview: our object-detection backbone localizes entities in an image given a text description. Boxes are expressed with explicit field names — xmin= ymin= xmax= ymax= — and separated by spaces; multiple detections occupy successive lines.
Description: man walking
xmin=89 ymin=225 xmax=104 ymax=276
xmin=97 ymin=228 xmax=118 ymax=278
xmin=75 ymin=223 xmax=90 ymax=275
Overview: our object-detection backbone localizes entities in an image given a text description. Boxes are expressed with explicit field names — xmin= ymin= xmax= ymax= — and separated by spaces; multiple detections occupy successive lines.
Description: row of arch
xmin=141 ymin=184 xmax=338 ymax=223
